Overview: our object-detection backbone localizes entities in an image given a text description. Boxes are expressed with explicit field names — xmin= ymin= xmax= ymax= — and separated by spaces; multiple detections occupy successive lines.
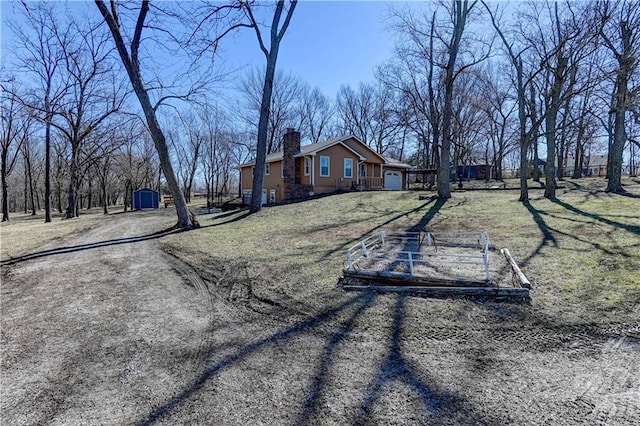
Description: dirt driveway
xmin=2 ymin=210 xmax=639 ymax=425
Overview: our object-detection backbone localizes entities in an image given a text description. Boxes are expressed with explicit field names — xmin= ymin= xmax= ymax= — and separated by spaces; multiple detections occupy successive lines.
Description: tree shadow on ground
xmin=297 ymin=292 xmax=378 ymax=424
xmin=520 ymin=200 xmax=559 ymax=267
xmin=407 ymin=198 xmax=447 ymax=233
xmin=137 ymin=293 xmax=372 ymax=425
xmin=0 ymin=227 xmax=184 ymax=267
xmin=198 ymin=210 xmax=251 ymax=228
xmin=352 ymin=293 xmax=477 ymax=424
xmin=137 ymin=289 xmax=487 ymax=424
xmin=321 ymin=198 xmax=439 ymax=260
xmin=1 ymin=211 xmax=256 ymax=267
xmin=551 ymin=198 xmax=640 ymax=236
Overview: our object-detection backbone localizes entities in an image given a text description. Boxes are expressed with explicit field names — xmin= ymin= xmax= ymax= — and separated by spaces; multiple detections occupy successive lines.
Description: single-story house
xmin=239 ymin=129 xmax=412 ymax=203
xmin=564 ymin=154 xmax=608 ymax=177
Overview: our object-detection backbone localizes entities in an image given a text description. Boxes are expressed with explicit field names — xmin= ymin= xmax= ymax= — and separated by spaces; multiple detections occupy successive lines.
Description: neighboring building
xmin=457 ymin=164 xmax=488 ymax=180
xmin=133 ymin=188 xmax=159 ymax=209
xmin=564 ymin=154 xmax=608 ymax=177
xmin=239 ymin=129 xmax=412 ymax=203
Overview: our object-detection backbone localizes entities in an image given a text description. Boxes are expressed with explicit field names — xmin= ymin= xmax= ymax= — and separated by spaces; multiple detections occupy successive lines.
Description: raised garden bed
xmin=340 ymin=230 xmax=531 ymax=302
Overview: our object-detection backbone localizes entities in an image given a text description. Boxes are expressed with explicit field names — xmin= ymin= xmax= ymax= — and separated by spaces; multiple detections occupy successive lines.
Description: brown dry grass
xmin=0 ymin=208 xmax=114 ymax=261
xmin=166 ymin=177 xmax=640 ymax=324
xmin=2 ymin=178 xmax=639 ymax=425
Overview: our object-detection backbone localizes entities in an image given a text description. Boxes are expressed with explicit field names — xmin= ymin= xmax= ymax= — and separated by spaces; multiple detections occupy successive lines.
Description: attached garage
xmin=133 ymin=188 xmax=160 ymax=209
xmin=384 ymin=171 xmax=403 ymax=190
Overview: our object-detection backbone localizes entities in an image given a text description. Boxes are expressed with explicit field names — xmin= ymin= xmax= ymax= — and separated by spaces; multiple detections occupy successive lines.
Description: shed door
xmin=384 ymin=171 xmax=402 ymax=190
xmin=141 ymin=190 xmax=153 ymax=208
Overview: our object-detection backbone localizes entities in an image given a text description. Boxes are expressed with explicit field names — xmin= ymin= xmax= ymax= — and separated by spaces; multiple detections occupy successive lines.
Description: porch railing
xmin=358 ymin=177 xmax=383 ymax=188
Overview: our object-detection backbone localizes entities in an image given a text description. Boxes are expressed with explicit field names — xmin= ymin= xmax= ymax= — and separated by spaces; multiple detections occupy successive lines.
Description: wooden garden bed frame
xmin=342 ymin=230 xmax=531 ymax=301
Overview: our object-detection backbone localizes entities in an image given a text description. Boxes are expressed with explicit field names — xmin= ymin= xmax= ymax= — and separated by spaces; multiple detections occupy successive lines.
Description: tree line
xmin=2 ymin=0 xmax=638 ymax=226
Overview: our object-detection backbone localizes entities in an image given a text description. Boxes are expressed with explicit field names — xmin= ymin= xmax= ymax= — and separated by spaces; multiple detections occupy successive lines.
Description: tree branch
xmin=243 ymin=1 xmax=269 ymax=57
xmin=277 ymin=0 xmax=297 ymax=41
xmin=131 ymin=0 xmax=150 ymax=72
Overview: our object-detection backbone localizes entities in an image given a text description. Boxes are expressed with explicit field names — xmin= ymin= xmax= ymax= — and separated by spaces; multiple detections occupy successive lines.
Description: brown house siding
xmin=343 ymin=138 xmax=384 ymax=164
xmin=241 ymin=161 xmax=287 ymax=203
xmin=313 ymin=144 xmax=358 ymax=193
xmin=239 ymin=134 xmax=410 ymax=203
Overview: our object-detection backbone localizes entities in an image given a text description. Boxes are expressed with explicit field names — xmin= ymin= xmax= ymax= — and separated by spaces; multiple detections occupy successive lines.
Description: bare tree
xmin=484 ymin=1 xmax=560 ymax=201
xmin=298 ymin=86 xmax=335 ymax=144
xmin=116 ymin=126 xmax=160 ymax=212
xmin=437 ymin=0 xmax=481 ymax=199
xmin=169 ymin=110 xmax=204 ymax=203
xmin=95 ymin=0 xmax=199 ymax=228
xmin=45 ymin=19 xmax=125 ymax=218
xmin=523 ymin=1 xmax=592 ymax=199
xmin=197 ymin=104 xmax=243 ymax=207
xmin=336 ymin=82 xmax=403 ymax=155
xmin=383 ymin=7 xmax=444 ymax=169
xmin=8 ymin=3 xmax=69 ymax=222
xmin=20 ymin=134 xmax=41 ymax=215
xmin=451 ymin=70 xmax=489 ymax=177
xmin=238 ymin=68 xmax=307 ymax=153
xmin=478 ymin=70 xmax=518 ymax=180
xmin=594 ymin=0 xmax=639 ymax=193
xmin=1 ymin=88 xmax=31 ymax=221
xmin=86 ymin=123 xmax=129 ymax=214
xmin=242 ymin=0 xmax=298 ymax=213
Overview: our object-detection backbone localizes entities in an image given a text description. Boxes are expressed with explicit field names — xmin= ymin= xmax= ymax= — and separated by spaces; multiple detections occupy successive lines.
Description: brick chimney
xmin=282 ymin=128 xmax=301 ymax=188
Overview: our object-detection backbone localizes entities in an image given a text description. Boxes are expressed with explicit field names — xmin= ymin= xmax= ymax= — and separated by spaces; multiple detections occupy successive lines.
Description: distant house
xmin=457 ymin=164 xmax=488 ymax=180
xmin=564 ymin=154 xmax=608 ymax=177
xmin=239 ymin=129 xmax=412 ymax=204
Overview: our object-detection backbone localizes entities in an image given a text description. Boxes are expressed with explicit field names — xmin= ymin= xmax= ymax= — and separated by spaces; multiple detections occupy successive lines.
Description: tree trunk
xmin=24 ymin=148 xmax=36 ymax=215
xmin=543 ymin=54 xmax=568 ymax=200
xmin=606 ymin=72 xmax=627 ymax=193
xmin=87 ymin=178 xmax=92 ymax=210
xmin=56 ymin=181 xmax=63 ymax=213
xmin=1 ymin=149 xmax=9 ymax=222
xmin=95 ymin=0 xmax=193 ymax=228
xmin=438 ymin=1 xmax=470 ymax=199
xmin=44 ymin=113 xmax=52 ymax=222
xmin=251 ymin=51 xmax=279 ymax=213
xmin=544 ymin=111 xmax=558 ymax=199
xmin=102 ymin=178 xmax=108 ymax=214
xmin=606 ymin=22 xmax=631 ymax=193
xmin=23 ymin=163 xmax=28 ymax=214
xmin=65 ymin=147 xmax=80 ymax=218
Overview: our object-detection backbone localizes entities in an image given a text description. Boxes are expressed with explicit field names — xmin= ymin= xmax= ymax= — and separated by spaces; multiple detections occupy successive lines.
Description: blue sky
xmin=238 ymin=1 xmax=398 ymax=98
xmin=1 ymin=1 xmax=402 ymax=100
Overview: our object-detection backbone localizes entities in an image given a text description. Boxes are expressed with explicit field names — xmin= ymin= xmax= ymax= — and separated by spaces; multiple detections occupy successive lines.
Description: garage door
xmin=384 ymin=171 xmax=402 ymax=190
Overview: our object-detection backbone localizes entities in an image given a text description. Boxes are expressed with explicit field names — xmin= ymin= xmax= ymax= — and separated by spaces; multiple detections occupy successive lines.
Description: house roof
xmin=240 ymin=135 xmax=411 ymax=168
xmin=567 ymin=154 xmax=608 ymax=168
xmin=383 ymin=156 xmax=414 ymax=169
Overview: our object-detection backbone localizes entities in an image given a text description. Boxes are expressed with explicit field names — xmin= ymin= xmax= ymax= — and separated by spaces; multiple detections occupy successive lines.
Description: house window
xmin=359 ymin=163 xmax=367 ymax=177
xmin=320 ymin=156 xmax=330 ymax=177
xmin=269 ymin=189 xmax=276 ymax=203
xmin=304 ymin=157 xmax=310 ymax=176
xmin=344 ymin=158 xmax=353 ymax=178
xmin=265 ymin=163 xmax=270 ymax=175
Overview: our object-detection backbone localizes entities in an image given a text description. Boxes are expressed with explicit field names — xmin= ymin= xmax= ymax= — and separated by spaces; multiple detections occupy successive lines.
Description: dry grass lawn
xmin=1 ymin=177 xmax=639 ymax=425
xmin=168 ymin=177 xmax=640 ymax=324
